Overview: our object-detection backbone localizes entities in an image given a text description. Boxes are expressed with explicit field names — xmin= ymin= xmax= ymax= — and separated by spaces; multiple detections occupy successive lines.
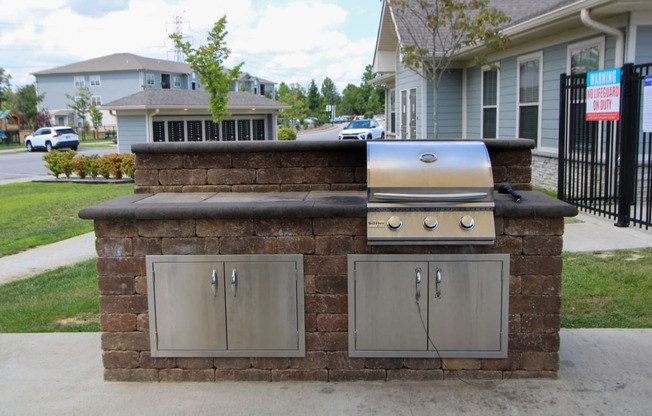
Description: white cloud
xmin=0 ymin=0 xmax=379 ymax=92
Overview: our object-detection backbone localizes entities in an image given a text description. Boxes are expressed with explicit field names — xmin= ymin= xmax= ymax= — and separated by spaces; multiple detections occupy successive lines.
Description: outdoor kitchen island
xmin=79 ymin=139 xmax=577 ymax=382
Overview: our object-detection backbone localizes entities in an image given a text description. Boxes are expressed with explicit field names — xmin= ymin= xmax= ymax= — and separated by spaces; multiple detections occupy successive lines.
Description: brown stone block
xmin=315 ymin=275 xmax=347 ymax=295
xmin=176 ymin=358 xmax=215 ymax=369
xmin=509 ymin=313 xmax=522 ymax=333
xmin=133 ymin=238 xmax=162 ymax=256
xmin=282 ymin=152 xmax=330 ymax=168
xmin=304 ymin=255 xmax=348 ymax=275
xmin=277 ymin=236 xmax=315 ymax=254
xmin=520 ymin=352 xmax=559 ymax=371
xmin=442 ymin=358 xmax=482 ymax=370
xmin=137 ymin=153 xmax=183 ymax=169
xmin=305 ymin=313 xmax=317 ymax=332
xmin=272 ymin=369 xmax=329 ymax=381
xmin=510 ymin=274 xmax=522 ymax=295
xmin=161 ymin=237 xmax=219 ymax=255
xmin=509 ymin=333 xmax=560 ymax=352
xmin=252 ymin=358 xmax=290 ymax=369
xmin=329 ymin=150 xmax=365 ymax=168
xmin=100 ymin=313 xmax=137 ymax=332
xmin=184 ymin=153 xmax=232 ymax=169
xmin=135 ymin=277 xmax=148 ymax=295
xmin=353 ymin=236 xmax=372 ymax=254
xmin=387 ymin=369 xmax=444 ymax=381
xmin=364 ymin=358 xmax=403 ymax=369
xmin=98 ymin=276 xmax=135 ymax=295
xmin=491 ymin=166 xmax=508 ymax=183
xmin=233 ymin=152 xmax=280 ymax=169
xmin=509 ymin=295 xmax=561 ymax=315
xmin=136 ymin=313 xmax=149 ymax=332
xmin=94 ymin=219 xmax=137 ymax=238
xmin=313 ymin=218 xmax=366 ymax=236
xmin=504 ymin=217 xmax=564 ymax=236
xmin=354 ymin=167 xmax=367 ymax=184
xmin=306 ymin=332 xmax=348 ymax=351
xmin=160 ymin=369 xmax=215 ymax=382
xmin=102 ymin=350 xmax=140 ymax=369
xmin=139 ymin=352 xmax=176 ymax=369
xmin=507 ymin=165 xmax=532 ymax=185
xmin=196 ymin=219 xmax=254 ymax=237
xmin=329 ymin=369 xmax=386 ymax=381
xmin=289 ymin=351 xmax=326 ymax=370
xmin=158 ymin=169 xmax=207 ymax=186
xmin=511 ymin=255 xmax=562 ymax=275
xmin=304 ymin=275 xmax=316 ymax=294
xmin=215 ymin=369 xmax=271 ymax=381
xmin=315 ymin=236 xmax=353 ymax=256
xmin=481 ymin=351 xmax=520 ymax=371
xmin=232 ymin=184 xmax=280 ymax=192
xmin=444 ymin=370 xmax=502 ymax=380
xmin=521 ymin=314 xmax=560 ymax=334
xmin=255 ymin=218 xmax=313 ymax=236
xmin=218 ymin=236 xmax=276 ymax=254
xmin=490 ymin=236 xmax=523 ymax=255
xmin=207 ymin=168 xmax=255 ymax=185
xmin=96 ymin=238 xmax=133 ymax=257
xmin=256 ymin=168 xmax=306 ymax=184
xmin=101 ymin=332 xmax=151 ymax=351
xmin=521 ymin=275 xmax=561 ymax=295
xmin=326 ymin=351 xmax=364 ymax=370
xmin=104 ymin=368 xmax=159 ymax=382
xmin=97 ymin=257 xmax=146 ymax=277
xmin=523 ymin=235 xmax=563 ymax=256
xmin=100 ymin=295 xmax=148 ymax=314
xmin=134 ymin=169 xmax=159 ymax=186
xmin=403 ymin=358 xmax=441 ymax=370
xmin=213 ymin=358 xmax=252 ymax=369
xmin=305 ymin=294 xmax=347 ymax=314
xmin=135 ymin=185 xmax=183 ymax=193
xmin=138 ymin=219 xmax=196 ymax=238
xmin=317 ymin=314 xmax=348 ymax=332
xmin=305 ymin=167 xmax=337 ymax=184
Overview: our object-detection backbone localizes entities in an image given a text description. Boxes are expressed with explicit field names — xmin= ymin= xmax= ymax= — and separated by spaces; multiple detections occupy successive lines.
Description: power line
xmin=165 ymin=13 xmax=191 ymax=62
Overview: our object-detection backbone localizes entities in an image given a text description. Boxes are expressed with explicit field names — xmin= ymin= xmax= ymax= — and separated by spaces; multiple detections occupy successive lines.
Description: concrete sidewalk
xmin=0 ymin=329 xmax=650 ymax=415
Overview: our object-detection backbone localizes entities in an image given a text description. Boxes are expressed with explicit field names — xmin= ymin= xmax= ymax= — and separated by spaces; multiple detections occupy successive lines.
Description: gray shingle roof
xmin=32 ymin=53 xmax=191 ymax=75
xmin=101 ymin=89 xmax=289 ymax=111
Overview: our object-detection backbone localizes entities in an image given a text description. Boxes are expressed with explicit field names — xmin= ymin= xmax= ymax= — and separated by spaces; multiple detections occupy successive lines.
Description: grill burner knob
xmin=423 ymin=216 xmax=438 ymax=230
xmin=387 ymin=216 xmax=403 ymax=230
xmin=460 ymin=215 xmax=475 ymax=230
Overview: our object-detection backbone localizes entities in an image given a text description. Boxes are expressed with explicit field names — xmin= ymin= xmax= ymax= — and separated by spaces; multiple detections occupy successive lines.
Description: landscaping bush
xmin=71 ymin=155 xmax=92 ymax=179
xmin=43 ymin=151 xmax=76 ymax=179
xmin=278 ymin=127 xmax=297 ymax=141
xmin=43 ymin=152 xmax=134 ymax=181
xmin=120 ymin=153 xmax=136 ymax=179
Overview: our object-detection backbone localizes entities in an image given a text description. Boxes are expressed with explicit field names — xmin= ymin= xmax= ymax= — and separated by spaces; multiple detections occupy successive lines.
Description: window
xmin=173 ymin=76 xmax=181 ymax=88
xmin=517 ymin=53 xmax=542 ymax=142
xmin=482 ymin=68 xmax=498 ymax=138
xmin=389 ymin=89 xmax=396 ymax=135
xmin=91 ymin=96 xmax=102 ymax=106
xmin=146 ymin=73 xmax=155 ymax=87
xmin=90 ymin=75 xmax=101 ymax=87
xmin=74 ymin=76 xmax=85 ymax=87
xmin=568 ymin=38 xmax=604 ymax=75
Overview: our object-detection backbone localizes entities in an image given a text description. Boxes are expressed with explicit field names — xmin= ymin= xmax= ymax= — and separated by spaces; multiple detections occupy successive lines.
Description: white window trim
xmin=91 ymin=96 xmax=102 ymax=106
xmin=146 ymin=73 xmax=155 ymax=86
xmin=481 ymin=64 xmax=500 ymax=139
xmin=566 ymin=36 xmax=605 ymax=74
xmin=90 ymin=75 xmax=101 ymax=87
xmin=516 ymin=52 xmax=543 ymax=146
xmin=173 ymin=76 xmax=181 ymax=88
xmin=74 ymin=76 xmax=85 ymax=87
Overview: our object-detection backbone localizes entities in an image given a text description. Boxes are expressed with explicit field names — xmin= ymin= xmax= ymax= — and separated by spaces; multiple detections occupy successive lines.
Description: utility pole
xmin=166 ymin=13 xmax=191 ymax=62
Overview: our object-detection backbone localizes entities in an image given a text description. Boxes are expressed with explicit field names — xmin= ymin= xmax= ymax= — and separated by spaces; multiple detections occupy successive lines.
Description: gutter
xmin=580 ymin=8 xmax=624 ymax=66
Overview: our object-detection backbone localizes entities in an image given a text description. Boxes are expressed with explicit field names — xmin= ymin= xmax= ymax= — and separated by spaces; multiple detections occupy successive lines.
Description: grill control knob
xmin=460 ymin=215 xmax=475 ymax=230
xmin=423 ymin=216 xmax=438 ymax=230
xmin=387 ymin=216 xmax=403 ymax=231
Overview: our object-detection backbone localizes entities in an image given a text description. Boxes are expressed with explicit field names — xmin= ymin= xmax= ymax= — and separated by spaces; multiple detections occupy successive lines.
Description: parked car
xmin=338 ymin=119 xmax=385 ymax=140
xmin=25 ymin=126 xmax=79 ymax=152
xmin=330 ymin=116 xmax=348 ymax=123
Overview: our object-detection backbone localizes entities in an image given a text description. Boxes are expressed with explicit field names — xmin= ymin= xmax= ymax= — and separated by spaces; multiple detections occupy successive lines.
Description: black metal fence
xmin=558 ymin=63 xmax=652 ymax=230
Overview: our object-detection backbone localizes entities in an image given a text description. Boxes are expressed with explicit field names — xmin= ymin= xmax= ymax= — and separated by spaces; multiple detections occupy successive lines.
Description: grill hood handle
xmin=371 ymin=192 xmax=489 ymax=202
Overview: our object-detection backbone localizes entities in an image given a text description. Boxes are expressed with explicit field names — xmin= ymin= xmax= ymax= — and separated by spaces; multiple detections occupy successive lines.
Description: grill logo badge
xmin=419 ymin=152 xmax=438 ymax=163
xmin=367 ymin=219 xmax=386 ymax=228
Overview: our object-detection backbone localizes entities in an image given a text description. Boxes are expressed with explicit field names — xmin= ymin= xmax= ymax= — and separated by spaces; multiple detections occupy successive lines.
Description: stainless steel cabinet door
xmin=224 ymin=261 xmax=300 ymax=351
xmin=151 ymin=261 xmax=227 ymax=352
xmin=428 ymin=261 xmax=504 ymax=353
xmin=352 ymin=260 xmax=429 ymax=353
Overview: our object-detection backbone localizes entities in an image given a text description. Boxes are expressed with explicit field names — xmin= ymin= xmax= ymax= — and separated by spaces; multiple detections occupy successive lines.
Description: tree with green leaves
xmin=307 ymin=79 xmax=322 ymax=115
xmin=276 ymin=83 xmax=308 ymax=130
xmin=15 ymin=84 xmax=43 ymax=128
xmin=387 ymin=0 xmax=510 ymax=137
xmin=0 ymin=68 xmax=12 ymax=111
xmin=66 ymin=86 xmax=91 ymax=140
xmin=90 ymin=104 xmax=103 ymax=131
xmin=170 ymin=16 xmax=243 ymax=123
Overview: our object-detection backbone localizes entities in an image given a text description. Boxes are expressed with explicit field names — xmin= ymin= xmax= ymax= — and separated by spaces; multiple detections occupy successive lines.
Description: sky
xmin=0 ymin=0 xmax=383 ymax=93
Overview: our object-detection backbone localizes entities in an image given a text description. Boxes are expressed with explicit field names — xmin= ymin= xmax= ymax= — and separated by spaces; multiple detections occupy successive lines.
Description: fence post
xmin=616 ymin=63 xmax=638 ymax=227
xmin=557 ymin=73 xmax=568 ymax=199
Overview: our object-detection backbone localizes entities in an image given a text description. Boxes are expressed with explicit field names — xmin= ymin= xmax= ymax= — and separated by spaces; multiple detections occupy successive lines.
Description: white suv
xmin=25 ymin=126 xmax=79 ymax=152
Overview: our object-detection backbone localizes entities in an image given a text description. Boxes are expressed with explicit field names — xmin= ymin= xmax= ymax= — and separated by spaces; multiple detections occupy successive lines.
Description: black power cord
xmin=498 ymin=182 xmax=522 ymax=203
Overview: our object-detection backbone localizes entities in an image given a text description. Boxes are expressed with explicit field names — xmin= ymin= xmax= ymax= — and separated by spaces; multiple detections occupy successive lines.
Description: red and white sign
xmin=586 ymin=68 xmax=621 ymax=121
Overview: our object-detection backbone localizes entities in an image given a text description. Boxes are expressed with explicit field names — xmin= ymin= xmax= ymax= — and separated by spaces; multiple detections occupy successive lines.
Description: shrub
xmin=120 ymin=153 xmax=135 ymax=179
xmin=96 ymin=154 xmax=113 ymax=179
xmin=43 ymin=151 xmax=63 ymax=179
xmin=277 ymin=127 xmax=297 ymax=141
xmin=43 ymin=150 xmax=76 ymax=179
xmin=88 ymin=155 xmax=100 ymax=180
xmin=72 ymin=155 xmax=91 ymax=179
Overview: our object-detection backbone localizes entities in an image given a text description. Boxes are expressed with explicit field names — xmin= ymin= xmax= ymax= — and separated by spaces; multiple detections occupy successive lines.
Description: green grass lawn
xmin=0 ymin=181 xmax=133 ymax=257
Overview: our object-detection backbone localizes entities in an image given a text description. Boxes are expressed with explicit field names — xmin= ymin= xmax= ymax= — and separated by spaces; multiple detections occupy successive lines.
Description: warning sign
xmin=586 ymin=68 xmax=621 ymax=121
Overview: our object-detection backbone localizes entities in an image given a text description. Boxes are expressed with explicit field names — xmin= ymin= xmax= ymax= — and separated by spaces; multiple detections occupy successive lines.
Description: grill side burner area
xmin=367 ymin=141 xmax=496 ymax=245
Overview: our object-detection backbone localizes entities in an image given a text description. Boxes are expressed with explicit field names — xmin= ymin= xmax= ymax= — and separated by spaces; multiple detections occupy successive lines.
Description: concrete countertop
xmin=79 ymin=190 xmax=577 ymax=220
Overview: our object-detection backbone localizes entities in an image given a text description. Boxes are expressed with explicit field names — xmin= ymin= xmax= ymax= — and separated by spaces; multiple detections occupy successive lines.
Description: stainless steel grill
xmin=366 ymin=140 xmax=495 ymax=245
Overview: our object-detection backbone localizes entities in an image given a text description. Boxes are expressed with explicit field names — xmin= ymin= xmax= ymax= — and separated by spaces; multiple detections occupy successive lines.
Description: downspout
xmin=580 ymin=8 xmax=624 ymax=67
xmin=147 ymin=108 xmax=160 ymax=143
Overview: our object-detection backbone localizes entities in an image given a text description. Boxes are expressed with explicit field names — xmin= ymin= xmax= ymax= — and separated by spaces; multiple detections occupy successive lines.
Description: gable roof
xmin=101 ymin=90 xmax=289 ymax=111
xmin=32 ymin=53 xmax=191 ymax=76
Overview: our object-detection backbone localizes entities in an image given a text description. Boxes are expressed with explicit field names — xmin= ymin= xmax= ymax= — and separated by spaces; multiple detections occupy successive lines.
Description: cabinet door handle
xmin=231 ymin=269 xmax=237 ymax=298
xmin=435 ymin=268 xmax=442 ymax=298
xmin=415 ymin=268 xmax=422 ymax=301
xmin=211 ymin=269 xmax=218 ymax=297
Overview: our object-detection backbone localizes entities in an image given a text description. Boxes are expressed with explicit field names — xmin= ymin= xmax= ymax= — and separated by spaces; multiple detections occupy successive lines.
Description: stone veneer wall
xmin=94 ymin=140 xmax=564 ymax=382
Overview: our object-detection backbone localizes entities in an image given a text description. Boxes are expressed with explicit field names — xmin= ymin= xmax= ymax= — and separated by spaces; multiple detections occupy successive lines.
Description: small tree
xmin=387 ymin=0 xmax=510 ymax=138
xmin=15 ymin=84 xmax=44 ymax=129
xmin=170 ymin=16 xmax=243 ymax=123
xmin=89 ymin=104 xmax=103 ymax=138
xmin=66 ymin=86 xmax=91 ymax=140
xmin=34 ymin=110 xmax=52 ymax=129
